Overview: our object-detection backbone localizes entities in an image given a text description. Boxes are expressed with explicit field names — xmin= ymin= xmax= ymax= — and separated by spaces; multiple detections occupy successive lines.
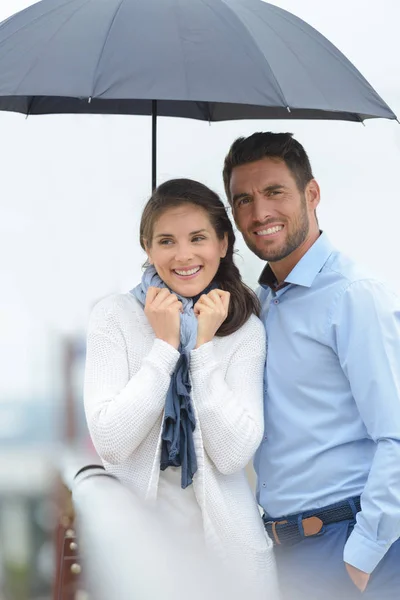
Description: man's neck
xmin=269 ymin=230 xmax=321 ymax=284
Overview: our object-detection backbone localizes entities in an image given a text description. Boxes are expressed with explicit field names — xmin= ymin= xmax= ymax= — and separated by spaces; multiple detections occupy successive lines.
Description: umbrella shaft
xmin=152 ymin=100 xmax=157 ymax=191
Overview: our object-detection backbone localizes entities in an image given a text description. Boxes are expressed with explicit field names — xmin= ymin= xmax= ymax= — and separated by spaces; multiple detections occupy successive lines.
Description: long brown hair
xmin=139 ymin=178 xmax=260 ymax=337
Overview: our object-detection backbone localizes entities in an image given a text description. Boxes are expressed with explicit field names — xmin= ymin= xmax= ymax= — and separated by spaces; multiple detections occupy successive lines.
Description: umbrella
xmin=0 ymin=0 xmax=396 ymax=190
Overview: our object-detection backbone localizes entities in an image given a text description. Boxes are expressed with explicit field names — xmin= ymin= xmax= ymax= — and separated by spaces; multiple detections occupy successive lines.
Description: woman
xmin=84 ymin=179 xmax=277 ymax=597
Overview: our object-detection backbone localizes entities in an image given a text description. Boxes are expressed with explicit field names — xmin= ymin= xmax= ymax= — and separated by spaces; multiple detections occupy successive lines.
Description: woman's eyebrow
xmin=154 ymin=228 xmax=208 ymax=238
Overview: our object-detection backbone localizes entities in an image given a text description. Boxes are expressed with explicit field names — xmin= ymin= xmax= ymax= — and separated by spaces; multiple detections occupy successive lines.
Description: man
xmin=223 ymin=132 xmax=400 ymax=599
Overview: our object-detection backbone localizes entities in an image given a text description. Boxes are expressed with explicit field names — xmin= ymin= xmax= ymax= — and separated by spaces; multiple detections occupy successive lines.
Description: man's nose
xmin=252 ymin=194 xmax=271 ymax=224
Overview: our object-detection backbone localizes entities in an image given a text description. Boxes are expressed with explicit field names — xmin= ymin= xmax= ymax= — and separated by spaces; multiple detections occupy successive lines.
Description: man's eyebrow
xmin=262 ymin=184 xmax=285 ymax=192
xmin=232 ymin=184 xmax=285 ymax=205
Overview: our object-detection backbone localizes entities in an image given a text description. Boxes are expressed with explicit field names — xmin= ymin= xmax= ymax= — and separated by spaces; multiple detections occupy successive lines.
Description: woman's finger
xmin=218 ymin=290 xmax=231 ymax=313
xmin=145 ymin=286 xmax=162 ymax=307
xmin=149 ymin=287 xmax=171 ymax=308
xmin=211 ymin=289 xmax=230 ymax=312
xmin=194 ymin=300 xmax=212 ymax=315
xmin=176 ymin=300 xmax=183 ymax=313
xmin=207 ymin=290 xmax=225 ymax=312
xmin=198 ymin=294 xmax=215 ymax=309
xmin=157 ymin=293 xmax=180 ymax=309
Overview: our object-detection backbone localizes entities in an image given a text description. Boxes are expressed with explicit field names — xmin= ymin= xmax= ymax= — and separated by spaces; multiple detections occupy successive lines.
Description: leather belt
xmin=263 ymin=497 xmax=361 ymax=546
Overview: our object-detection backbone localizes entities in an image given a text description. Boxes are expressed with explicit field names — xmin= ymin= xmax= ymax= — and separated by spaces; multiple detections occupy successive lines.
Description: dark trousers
xmin=274 ymin=519 xmax=400 ymax=600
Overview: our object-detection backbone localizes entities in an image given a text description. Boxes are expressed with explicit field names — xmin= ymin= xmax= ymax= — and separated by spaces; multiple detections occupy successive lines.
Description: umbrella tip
xmin=286 ymin=106 xmax=291 ymax=113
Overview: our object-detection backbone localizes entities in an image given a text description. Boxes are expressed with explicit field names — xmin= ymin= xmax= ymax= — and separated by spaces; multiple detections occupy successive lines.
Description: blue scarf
xmin=131 ymin=266 xmax=203 ymax=488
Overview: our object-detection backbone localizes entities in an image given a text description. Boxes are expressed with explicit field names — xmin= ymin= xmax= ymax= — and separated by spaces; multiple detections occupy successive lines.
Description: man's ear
xmin=306 ymin=179 xmax=320 ymax=212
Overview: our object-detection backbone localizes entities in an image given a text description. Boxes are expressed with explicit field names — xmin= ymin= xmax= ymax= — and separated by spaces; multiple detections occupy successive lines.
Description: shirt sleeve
xmin=84 ymin=298 xmax=180 ymax=464
xmin=332 ymin=279 xmax=400 ymax=573
xmin=189 ymin=317 xmax=266 ymax=475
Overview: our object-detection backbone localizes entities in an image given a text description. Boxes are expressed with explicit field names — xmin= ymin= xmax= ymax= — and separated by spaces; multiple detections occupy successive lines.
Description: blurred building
xmin=0 ymin=331 xmax=90 ymax=600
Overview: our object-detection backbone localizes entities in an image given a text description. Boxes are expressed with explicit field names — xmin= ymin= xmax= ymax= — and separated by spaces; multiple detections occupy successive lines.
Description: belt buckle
xmin=267 ymin=519 xmax=288 ymax=545
xmin=267 ymin=515 xmax=324 ymax=545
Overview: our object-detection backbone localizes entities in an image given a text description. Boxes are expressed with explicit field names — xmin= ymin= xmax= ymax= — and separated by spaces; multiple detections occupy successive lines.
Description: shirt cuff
xmin=344 ymin=528 xmax=390 ymax=573
xmin=189 ymin=341 xmax=216 ymax=372
xmin=144 ymin=338 xmax=180 ymax=375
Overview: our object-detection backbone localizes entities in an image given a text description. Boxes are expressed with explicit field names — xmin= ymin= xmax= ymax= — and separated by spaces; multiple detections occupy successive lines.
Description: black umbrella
xmin=0 ymin=0 xmax=396 ymax=190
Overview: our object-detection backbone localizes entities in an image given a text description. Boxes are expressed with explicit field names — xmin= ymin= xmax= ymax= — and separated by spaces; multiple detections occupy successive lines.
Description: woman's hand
xmin=194 ymin=289 xmax=230 ymax=348
xmin=145 ymin=287 xmax=182 ymax=350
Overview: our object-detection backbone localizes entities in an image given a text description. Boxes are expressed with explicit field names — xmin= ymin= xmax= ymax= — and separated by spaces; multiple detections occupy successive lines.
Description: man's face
xmin=230 ymin=157 xmax=319 ymax=263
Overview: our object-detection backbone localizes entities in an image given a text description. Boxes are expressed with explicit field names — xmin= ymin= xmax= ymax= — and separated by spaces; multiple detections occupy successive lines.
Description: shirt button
xmin=273 ymin=299 xmax=279 ymax=304
xmin=262 ymin=483 xmax=266 ymax=487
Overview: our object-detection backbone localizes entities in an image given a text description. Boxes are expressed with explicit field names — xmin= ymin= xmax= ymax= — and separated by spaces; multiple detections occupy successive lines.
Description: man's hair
xmin=223 ymin=132 xmax=314 ymax=203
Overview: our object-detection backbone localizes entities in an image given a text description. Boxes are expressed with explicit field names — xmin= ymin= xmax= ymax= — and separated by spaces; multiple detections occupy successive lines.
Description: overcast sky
xmin=1 ymin=0 xmax=400 ymax=401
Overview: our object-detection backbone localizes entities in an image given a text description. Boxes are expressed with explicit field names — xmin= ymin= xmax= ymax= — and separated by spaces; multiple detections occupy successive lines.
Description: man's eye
xmin=237 ymin=197 xmax=251 ymax=207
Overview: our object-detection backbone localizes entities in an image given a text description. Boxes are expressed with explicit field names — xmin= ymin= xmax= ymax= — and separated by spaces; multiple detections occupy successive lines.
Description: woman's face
xmin=146 ymin=203 xmax=228 ymax=297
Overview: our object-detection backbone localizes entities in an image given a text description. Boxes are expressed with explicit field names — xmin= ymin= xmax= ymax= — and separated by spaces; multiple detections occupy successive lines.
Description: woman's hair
xmin=140 ymin=178 xmax=260 ymax=337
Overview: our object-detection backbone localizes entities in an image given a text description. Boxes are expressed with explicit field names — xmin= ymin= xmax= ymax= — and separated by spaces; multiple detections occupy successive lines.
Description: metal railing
xmin=53 ymin=454 xmax=248 ymax=600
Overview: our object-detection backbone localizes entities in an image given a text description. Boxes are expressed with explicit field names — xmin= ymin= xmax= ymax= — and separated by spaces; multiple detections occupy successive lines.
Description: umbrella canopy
xmin=0 ymin=0 xmax=396 ymax=188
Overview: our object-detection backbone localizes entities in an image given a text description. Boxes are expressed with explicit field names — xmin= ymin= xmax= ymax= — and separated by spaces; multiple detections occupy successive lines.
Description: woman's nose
xmin=174 ymin=243 xmax=194 ymax=262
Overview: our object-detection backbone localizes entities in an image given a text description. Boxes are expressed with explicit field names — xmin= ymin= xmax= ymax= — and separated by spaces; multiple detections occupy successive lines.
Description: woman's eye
xmin=159 ymin=239 xmax=173 ymax=245
xmin=192 ymin=236 xmax=206 ymax=243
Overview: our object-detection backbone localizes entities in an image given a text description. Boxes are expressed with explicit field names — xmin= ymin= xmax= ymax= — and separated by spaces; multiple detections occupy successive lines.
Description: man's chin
xmin=247 ymin=240 xmax=286 ymax=262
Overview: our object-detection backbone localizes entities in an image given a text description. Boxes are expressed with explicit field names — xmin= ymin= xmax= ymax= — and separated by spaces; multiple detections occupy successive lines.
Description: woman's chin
xmin=168 ymin=275 xmax=212 ymax=298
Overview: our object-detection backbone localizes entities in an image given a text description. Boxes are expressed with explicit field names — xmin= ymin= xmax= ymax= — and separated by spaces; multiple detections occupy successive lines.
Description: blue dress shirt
xmin=255 ymin=232 xmax=400 ymax=573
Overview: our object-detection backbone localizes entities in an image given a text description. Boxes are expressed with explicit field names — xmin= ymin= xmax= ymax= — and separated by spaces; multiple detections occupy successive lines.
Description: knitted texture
xmin=131 ymin=265 xmax=199 ymax=488
xmin=84 ymin=292 xmax=278 ymax=598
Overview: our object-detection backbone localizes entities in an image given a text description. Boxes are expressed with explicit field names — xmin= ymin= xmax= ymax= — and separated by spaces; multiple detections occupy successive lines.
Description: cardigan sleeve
xmin=84 ymin=297 xmax=180 ymax=465
xmin=189 ymin=316 xmax=266 ymax=475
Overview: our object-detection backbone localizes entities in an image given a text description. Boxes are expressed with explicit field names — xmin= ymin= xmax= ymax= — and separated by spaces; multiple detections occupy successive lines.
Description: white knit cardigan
xmin=84 ymin=293 xmax=278 ymax=597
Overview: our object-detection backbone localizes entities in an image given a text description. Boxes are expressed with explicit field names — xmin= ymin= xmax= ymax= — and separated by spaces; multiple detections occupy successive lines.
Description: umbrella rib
xmin=170 ymin=0 xmax=191 ymax=108
xmin=262 ymin=4 xmax=384 ymax=116
xmin=213 ymin=0 xmax=290 ymax=110
xmin=255 ymin=9 xmax=332 ymax=111
xmin=90 ymin=0 xmax=125 ymax=98
xmin=0 ymin=0 xmax=80 ymax=40
xmin=267 ymin=4 xmax=369 ymax=87
xmin=194 ymin=101 xmax=214 ymax=121
xmin=14 ymin=0 xmax=94 ymax=96
xmin=0 ymin=0 xmax=81 ymax=46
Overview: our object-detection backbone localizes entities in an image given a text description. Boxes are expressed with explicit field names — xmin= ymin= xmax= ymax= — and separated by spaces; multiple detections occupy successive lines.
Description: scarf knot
xmin=131 ymin=266 xmax=199 ymax=488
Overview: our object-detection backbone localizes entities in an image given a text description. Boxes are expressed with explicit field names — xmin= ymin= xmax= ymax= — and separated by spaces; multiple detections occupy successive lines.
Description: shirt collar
xmin=258 ymin=232 xmax=335 ymax=290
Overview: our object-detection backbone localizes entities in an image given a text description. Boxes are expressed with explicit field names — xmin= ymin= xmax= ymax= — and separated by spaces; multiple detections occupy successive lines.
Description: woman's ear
xmin=220 ymin=232 xmax=228 ymax=258
xmin=144 ymin=240 xmax=153 ymax=265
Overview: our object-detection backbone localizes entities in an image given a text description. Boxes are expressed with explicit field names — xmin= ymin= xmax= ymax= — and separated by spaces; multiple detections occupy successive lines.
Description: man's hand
xmin=345 ymin=563 xmax=370 ymax=592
